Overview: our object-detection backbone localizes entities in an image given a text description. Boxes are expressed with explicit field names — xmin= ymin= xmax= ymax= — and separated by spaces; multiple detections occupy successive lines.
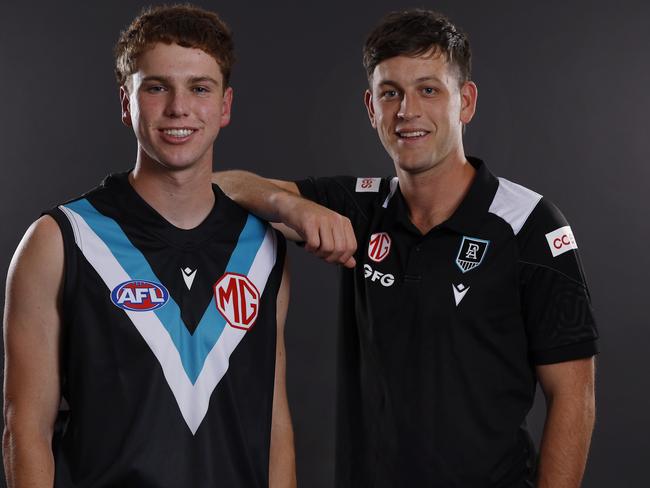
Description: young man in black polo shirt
xmin=215 ymin=9 xmax=598 ymax=487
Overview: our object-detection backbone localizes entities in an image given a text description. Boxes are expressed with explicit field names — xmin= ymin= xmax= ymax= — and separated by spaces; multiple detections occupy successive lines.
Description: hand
xmin=277 ymin=192 xmax=357 ymax=268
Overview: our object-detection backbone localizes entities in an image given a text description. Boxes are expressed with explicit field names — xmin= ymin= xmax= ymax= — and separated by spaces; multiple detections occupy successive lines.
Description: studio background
xmin=1 ymin=0 xmax=647 ymax=486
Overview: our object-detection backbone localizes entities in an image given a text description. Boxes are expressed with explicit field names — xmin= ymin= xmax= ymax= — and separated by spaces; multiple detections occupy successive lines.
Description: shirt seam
xmin=518 ymin=259 xmax=586 ymax=288
xmin=530 ymin=338 xmax=597 ymax=354
xmin=332 ymin=179 xmax=371 ymax=222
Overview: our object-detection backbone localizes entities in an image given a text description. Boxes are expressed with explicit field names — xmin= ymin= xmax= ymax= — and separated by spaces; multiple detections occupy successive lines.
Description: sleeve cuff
xmin=294 ymin=178 xmax=317 ymax=202
xmin=532 ymin=340 xmax=599 ymax=365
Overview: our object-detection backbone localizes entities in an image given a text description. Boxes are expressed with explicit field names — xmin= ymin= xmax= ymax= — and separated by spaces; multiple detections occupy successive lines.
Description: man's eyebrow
xmin=140 ymin=75 xmax=221 ymax=86
xmin=377 ymin=75 xmax=443 ymax=86
xmin=141 ymin=75 xmax=171 ymax=83
xmin=414 ymin=75 xmax=443 ymax=84
xmin=188 ymin=76 xmax=221 ymax=86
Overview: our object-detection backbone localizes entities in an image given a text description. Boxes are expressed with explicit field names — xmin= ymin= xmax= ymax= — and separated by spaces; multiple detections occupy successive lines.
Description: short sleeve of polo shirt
xmin=517 ymin=198 xmax=599 ymax=365
xmin=295 ymin=176 xmax=385 ymax=226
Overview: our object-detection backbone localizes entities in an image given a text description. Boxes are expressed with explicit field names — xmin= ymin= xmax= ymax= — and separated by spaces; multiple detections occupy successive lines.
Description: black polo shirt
xmin=296 ymin=158 xmax=598 ymax=488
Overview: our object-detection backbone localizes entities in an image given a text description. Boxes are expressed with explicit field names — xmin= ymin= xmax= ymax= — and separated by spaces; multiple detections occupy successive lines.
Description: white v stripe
xmin=60 ymin=205 xmax=277 ymax=434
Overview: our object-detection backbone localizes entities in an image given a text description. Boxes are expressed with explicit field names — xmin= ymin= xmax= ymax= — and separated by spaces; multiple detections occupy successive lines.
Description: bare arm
xmin=214 ymin=170 xmax=357 ymax=268
xmin=3 ymin=216 xmax=64 ymax=488
xmin=536 ymin=357 xmax=596 ymax=488
xmin=214 ymin=170 xmax=301 ymax=229
xmin=268 ymin=257 xmax=297 ymax=488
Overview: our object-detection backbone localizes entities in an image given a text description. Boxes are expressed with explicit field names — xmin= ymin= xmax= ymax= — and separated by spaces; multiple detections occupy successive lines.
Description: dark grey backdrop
xmin=1 ymin=1 xmax=648 ymax=486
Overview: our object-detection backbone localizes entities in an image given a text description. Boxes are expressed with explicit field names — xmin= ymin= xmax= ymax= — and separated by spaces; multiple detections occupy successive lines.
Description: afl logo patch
xmin=368 ymin=232 xmax=391 ymax=263
xmin=214 ymin=273 xmax=260 ymax=331
xmin=111 ymin=280 xmax=169 ymax=311
xmin=455 ymin=236 xmax=490 ymax=273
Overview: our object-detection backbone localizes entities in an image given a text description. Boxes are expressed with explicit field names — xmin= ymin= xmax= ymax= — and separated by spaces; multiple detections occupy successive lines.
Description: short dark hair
xmin=363 ymin=9 xmax=471 ymax=85
xmin=114 ymin=4 xmax=235 ymax=88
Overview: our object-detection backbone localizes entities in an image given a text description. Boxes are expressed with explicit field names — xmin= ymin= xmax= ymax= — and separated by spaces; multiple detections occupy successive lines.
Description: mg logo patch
xmin=368 ymin=232 xmax=391 ymax=263
xmin=455 ymin=236 xmax=490 ymax=273
xmin=214 ymin=273 xmax=260 ymax=330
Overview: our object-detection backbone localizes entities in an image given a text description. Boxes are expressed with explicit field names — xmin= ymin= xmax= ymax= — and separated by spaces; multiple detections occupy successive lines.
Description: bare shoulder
xmin=17 ymin=214 xmax=62 ymax=257
xmin=4 ymin=215 xmax=64 ymax=383
xmin=6 ymin=214 xmax=64 ymax=302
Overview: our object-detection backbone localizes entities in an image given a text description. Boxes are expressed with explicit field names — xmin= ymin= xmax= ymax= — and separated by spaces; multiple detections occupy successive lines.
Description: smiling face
xmin=364 ymin=50 xmax=477 ymax=177
xmin=120 ymin=42 xmax=233 ymax=172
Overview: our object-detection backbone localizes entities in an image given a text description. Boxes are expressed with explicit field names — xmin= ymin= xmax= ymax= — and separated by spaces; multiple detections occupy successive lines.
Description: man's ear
xmin=459 ymin=81 xmax=478 ymax=125
xmin=220 ymin=86 xmax=234 ymax=128
xmin=120 ymin=85 xmax=132 ymax=127
xmin=364 ymin=89 xmax=377 ymax=129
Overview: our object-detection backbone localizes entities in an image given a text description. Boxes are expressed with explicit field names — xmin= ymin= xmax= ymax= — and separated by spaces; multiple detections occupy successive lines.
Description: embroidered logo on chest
xmin=368 ymin=232 xmax=392 ymax=263
xmin=111 ymin=280 xmax=169 ymax=311
xmin=455 ymin=236 xmax=490 ymax=273
xmin=181 ymin=267 xmax=197 ymax=290
xmin=452 ymin=283 xmax=470 ymax=306
xmin=363 ymin=264 xmax=395 ymax=287
xmin=214 ymin=273 xmax=260 ymax=330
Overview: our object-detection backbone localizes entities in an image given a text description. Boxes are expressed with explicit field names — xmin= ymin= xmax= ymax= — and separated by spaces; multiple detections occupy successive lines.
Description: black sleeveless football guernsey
xmin=45 ymin=172 xmax=285 ymax=488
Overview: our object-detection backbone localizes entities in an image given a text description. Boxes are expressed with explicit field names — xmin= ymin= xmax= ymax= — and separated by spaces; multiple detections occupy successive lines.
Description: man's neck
xmin=398 ymin=152 xmax=476 ymax=235
xmin=129 ymin=157 xmax=215 ymax=230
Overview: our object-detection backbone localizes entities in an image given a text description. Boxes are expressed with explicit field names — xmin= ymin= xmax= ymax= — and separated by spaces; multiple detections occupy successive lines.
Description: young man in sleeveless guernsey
xmin=213 ymin=10 xmax=598 ymax=488
xmin=3 ymin=5 xmax=296 ymax=488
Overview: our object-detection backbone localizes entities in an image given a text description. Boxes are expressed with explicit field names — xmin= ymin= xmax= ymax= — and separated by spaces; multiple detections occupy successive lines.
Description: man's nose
xmin=165 ymin=89 xmax=190 ymax=118
xmin=397 ymin=93 xmax=421 ymax=120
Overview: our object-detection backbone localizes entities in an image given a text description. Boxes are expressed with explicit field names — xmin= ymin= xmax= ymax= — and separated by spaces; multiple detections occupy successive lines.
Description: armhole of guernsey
xmin=272 ymin=228 xmax=287 ymax=318
xmin=43 ymin=207 xmax=79 ymax=319
xmin=487 ymin=177 xmax=542 ymax=236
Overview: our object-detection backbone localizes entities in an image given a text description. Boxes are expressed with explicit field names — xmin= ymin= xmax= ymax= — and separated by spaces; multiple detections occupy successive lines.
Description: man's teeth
xmin=398 ymin=131 xmax=427 ymax=138
xmin=164 ymin=129 xmax=194 ymax=137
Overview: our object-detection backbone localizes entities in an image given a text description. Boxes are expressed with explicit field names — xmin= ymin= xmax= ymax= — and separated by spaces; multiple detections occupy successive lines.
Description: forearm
xmin=215 ymin=170 xmax=357 ymax=265
xmin=3 ymin=428 xmax=55 ymax=487
xmin=536 ymin=394 xmax=595 ymax=488
xmin=214 ymin=170 xmax=298 ymax=223
xmin=269 ymin=421 xmax=297 ymax=488
xmin=269 ymin=263 xmax=296 ymax=488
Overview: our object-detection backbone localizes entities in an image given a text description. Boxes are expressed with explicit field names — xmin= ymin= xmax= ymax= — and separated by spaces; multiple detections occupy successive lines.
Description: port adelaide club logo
xmin=368 ymin=232 xmax=392 ymax=263
xmin=455 ymin=236 xmax=490 ymax=273
xmin=214 ymin=272 xmax=260 ymax=331
xmin=111 ymin=280 xmax=170 ymax=312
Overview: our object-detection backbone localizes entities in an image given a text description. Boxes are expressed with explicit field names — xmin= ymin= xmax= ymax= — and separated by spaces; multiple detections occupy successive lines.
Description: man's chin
xmin=394 ymin=158 xmax=438 ymax=176
xmin=142 ymin=148 xmax=209 ymax=172
xmin=139 ymin=156 xmax=203 ymax=173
